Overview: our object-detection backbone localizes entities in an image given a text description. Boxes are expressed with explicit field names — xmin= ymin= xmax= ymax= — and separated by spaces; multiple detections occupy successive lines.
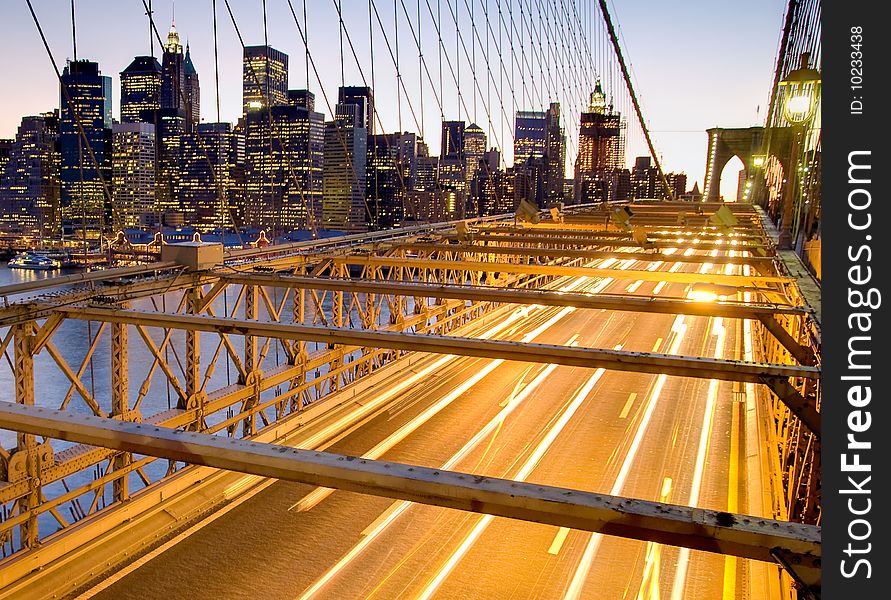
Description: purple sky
xmin=0 ymin=1 xmax=786 ymax=192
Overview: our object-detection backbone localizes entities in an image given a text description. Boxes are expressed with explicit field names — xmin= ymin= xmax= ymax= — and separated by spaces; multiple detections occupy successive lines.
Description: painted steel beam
xmin=58 ymin=307 xmax=818 ymax=383
xmin=383 ymin=243 xmax=777 ymax=267
xmin=0 ymin=262 xmax=180 ymax=298
xmin=446 ymin=233 xmax=767 ymax=252
xmin=474 ymin=225 xmax=764 ymax=241
xmin=219 ymin=274 xmax=808 ymax=319
xmin=0 ymin=402 xmax=821 ymax=572
xmin=323 ymin=256 xmax=787 ymax=287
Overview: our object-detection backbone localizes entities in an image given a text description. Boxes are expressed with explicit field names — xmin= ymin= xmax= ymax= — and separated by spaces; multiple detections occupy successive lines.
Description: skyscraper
xmin=544 ymin=102 xmax=566 ymax=206
xmin=440 ymin=120 xmax=465 ymax=160
xmin=59 ymin=59 xmax=112 ymax=228
xmin=183 ymin=43 xmax=200 ymax=128
xmin=338 ymin=86 xmax=375 ymax=133
xmin=154 ymin=107 xmax=186 ymax=223
xmin=112 ymin=122 xmax=155 ymax=228
xmin=161 ymin=22 xmax=186 ymax=115
xmin=0 ymin=112 xmax=60 ymax=235
xmin=120 ymin=56 xmax=162 ymax=124
xmin=575 ymin=80 xmax=627 ymax=203
xmin=179 ymin=122 xmax=244 ymax=230
xmin=244 ymin=97 xmax=324 ymax=232
xmin=243 ymin=46 xmax=289 ymax=113
xmin=513 ymin=111 xmax=547 ymax=166
xmin=323 ymin=101 xmax=367 ymax=230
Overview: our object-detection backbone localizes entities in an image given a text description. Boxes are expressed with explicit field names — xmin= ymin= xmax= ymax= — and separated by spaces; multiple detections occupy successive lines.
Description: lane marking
xmin=619 ymin=393 xmax=637 ymax=419
xmin=548 ymin=527 xmax=571 ymax=556
xmin=722 ymin=401 xmax=741 ymax=600
xmin=651 ymin=337 xmax=663 ymax=353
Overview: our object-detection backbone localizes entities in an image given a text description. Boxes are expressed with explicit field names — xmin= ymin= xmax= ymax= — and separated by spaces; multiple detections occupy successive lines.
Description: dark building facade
xmin=120 ymin=56 xmax=162 ymax=124
xmin=183 ymin=44 xmax=200 ymax=129
xmin=59 ymin=59 xmax=112 ymax=227
xmin=338 ymin=86 xmax=375 ymax=134
xmin=440 ymin=120 xmax=465 ymax=160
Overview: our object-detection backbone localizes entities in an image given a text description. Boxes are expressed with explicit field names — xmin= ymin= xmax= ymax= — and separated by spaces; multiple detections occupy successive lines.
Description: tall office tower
xmin=513 ymin=111 xmax=547 ymax=166
xmin=183 ymin=43 xmax=200 ymax=129
xmin=154 ymin=107 xmax=185 ymax=224
xmin=0 ymin=112 xmax=60 ymax=235
xmin=323 ymin=102 xmax=367 ymax=231
xmin=112 ymin=122 xmax=155 ymax=228
xmin=243 ymin=46 xmax=289 ymax=112
xmin=440 ymin=120 xmax=465 ymax=160
xmin=464 ymin=123 xmax=486 ymax=170
xmin=179 ymin=122 xmax=244 ymax=230
xmin=59 ymin=59 xmax=112 ymax=228
xmin=366 ymin=134 xmax=403 ymax=230
xmin=120 ymin=56 xmax=162 ymax=124
xmin=244 ymin=99 xmax=325 ymax=232
xmin=575 ymin=80 xmax=627 ymax=203
xmin=338 ymin=86 xmax=375 ymax=133
xmin=544 ymin=102 xmax=566 ymax=206
xmin=161 ymin=22 xmax=185 ymax=114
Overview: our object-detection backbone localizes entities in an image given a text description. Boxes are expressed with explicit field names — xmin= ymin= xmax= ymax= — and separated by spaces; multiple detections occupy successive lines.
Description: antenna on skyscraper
xmin=147 ymin=0 xmax=154 ymax=56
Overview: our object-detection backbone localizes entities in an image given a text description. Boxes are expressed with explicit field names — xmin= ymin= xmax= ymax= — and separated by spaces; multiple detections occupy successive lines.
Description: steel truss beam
xmin=473 ymin=225 xmax=764 ymax=241
xmin=446 ymin=233 xmax=767 ymax=252
xmin=0 ymin=402 xmax=821 ymax=579
xmin=322 ymin=256 xmax=787 ymax=287
xmin=385 ymin=243 xmax=777 ymax=267
xmin=219 ymin=274 xmax=807 ymax=319
xmin=58 ymin=307 xmax=817 ymax=384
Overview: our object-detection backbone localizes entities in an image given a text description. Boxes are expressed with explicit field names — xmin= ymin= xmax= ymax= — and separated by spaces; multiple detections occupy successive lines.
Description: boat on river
xmin=7 ymin=252 xmax=62 ymax=270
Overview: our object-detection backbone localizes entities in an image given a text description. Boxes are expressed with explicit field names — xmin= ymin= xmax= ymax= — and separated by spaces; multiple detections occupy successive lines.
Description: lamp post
xmin=777 ymin=53 xmax=820 ymax=250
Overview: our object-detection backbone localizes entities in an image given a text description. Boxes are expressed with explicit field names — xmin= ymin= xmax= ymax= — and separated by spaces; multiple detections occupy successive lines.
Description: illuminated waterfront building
xmin=112 ymin=122 xmax=155 ymax=229
xmin=120 ymin=56 xmax=161 ymax=124
xmin=0 ymin=112 xmax=60 ymax=235
xmin=59 ymin=59 xmax=112 ymax=227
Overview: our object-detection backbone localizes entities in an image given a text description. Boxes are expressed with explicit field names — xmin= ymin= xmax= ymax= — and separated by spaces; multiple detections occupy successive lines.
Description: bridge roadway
xmin=85 ymin=249 xmax=779 ymax=600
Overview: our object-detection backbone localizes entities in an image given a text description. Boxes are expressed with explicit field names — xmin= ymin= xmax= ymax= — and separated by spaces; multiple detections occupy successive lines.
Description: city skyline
xmin=1 ymin=1 xmax=786 ymax=189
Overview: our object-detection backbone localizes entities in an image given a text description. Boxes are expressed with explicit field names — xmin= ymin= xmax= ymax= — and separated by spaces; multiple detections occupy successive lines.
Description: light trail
xmin=415 ymin=366 xmax=610 ymax=600
xmin=291 ymin=306 xmax=577 ymax=512
xmin=295 ymin=349 xmax=571 ymax=600
xmin=563 ymin=314 xmax=688 ymax=600
xmin=668 ymin=315 xmax=729 ymax=600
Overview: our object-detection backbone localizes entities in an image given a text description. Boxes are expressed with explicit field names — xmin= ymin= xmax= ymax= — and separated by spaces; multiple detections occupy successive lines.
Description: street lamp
xmin=777 ymin=53 xmax=820 ymax=249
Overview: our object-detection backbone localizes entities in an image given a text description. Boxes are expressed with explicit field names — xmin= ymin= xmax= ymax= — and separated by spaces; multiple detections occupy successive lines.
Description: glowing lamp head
xmin=779 ymin=53 xmax=821 ymax=125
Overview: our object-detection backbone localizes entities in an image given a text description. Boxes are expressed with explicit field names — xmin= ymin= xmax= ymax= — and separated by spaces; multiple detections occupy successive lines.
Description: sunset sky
xmin=0 ymin=1 xmax=787 ymax=193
